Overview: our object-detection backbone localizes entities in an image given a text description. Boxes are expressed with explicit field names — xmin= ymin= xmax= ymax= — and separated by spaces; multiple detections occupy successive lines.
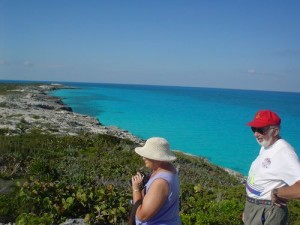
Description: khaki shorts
xmin=244 ymin=201 xmax=288 ymax=225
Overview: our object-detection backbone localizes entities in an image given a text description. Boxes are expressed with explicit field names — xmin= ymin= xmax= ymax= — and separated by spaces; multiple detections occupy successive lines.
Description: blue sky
xmin=1 ymin=1 xmax=300 ymax=92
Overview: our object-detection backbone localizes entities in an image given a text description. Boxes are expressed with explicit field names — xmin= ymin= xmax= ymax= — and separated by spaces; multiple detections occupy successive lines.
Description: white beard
xmin=256 ymin=138 xmax=273 ymax=148
xmin=256 ymin=129 xmax=274 ymax=148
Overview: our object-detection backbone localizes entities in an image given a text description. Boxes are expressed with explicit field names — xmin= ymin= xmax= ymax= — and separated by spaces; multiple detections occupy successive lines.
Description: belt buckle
xmin=258 ymin=199 xmax=271 ymax=205
xmin=247 ymin=196 xmax=271 ymax=205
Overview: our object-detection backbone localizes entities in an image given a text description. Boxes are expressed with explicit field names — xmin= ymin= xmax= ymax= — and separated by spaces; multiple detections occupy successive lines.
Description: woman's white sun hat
xmin=135 ymin=137 xmax=177 ymax=161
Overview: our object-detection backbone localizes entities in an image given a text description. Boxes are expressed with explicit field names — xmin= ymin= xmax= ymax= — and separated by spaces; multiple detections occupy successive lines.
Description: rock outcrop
xmin=0 ymin=84 xmax=142 ymax=144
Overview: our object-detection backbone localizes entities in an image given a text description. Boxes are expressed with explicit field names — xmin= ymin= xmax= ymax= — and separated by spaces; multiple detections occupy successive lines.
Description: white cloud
xmin=246 ymin=69 xmax=269 ymax=76
xmin=0 ymin=59 xmax=71 ymax=69
xmin=23 ymin=60 xmax=34 ymax=67
xmin=247 ymin=69 xmax=256 ymax=74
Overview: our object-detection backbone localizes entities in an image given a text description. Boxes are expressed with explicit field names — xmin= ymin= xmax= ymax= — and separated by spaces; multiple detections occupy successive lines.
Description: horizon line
xmin=0 ymin=79 xmax=299 ymax=94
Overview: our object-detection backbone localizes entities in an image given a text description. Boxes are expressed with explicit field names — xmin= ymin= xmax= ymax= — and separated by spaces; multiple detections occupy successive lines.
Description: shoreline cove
xmin=0 ymin=83 xmax=142 ymax=143
xmin=0 ymin=82 xmax=244 ymax=179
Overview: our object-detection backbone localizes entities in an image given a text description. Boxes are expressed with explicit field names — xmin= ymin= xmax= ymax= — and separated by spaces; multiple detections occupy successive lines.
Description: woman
xmin=131 ymin=137 xmax=182 ymax=225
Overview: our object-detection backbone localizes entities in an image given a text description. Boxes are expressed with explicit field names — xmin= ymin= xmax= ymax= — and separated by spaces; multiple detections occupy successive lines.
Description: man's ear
xmin=272 ymin=127 xmax=280 ymax=136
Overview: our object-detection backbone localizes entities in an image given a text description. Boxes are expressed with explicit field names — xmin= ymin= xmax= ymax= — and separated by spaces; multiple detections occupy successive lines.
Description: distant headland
xmin=0 ymin=83 xmax=142 ymax=144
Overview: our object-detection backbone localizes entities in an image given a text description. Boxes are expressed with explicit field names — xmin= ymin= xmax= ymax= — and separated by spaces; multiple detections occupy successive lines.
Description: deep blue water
xmin=47 ymin=82 xmax=300 ymax=175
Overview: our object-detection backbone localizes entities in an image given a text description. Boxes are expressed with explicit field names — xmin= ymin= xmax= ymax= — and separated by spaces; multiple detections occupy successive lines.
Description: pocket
xmin=244 ymin=202 xmax=266 ymax=225
xmin=261 ymin=206 xmax=274 ymax=224
xmin=263 ymin=205 xmax=288 ymax=225
xmin=250 ymin=206 xmax=266 ymax=225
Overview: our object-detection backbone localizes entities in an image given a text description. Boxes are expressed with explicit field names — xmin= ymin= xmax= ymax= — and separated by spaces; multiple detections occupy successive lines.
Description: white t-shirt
xmin=246 ymin=139 xmax=300 ymax=200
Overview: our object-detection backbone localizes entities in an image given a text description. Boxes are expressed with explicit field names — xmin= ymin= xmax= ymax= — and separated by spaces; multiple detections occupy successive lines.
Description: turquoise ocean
xmin=49 ymin=82 xmax=300 ymax=176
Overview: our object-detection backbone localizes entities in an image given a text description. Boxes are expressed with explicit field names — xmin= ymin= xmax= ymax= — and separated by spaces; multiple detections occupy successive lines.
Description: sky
xmin=0 ymin=0 xmax=300 ymax=92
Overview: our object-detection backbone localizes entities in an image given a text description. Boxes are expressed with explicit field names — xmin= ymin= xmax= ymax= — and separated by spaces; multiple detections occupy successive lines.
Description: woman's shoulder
xmin=153 ymin=170 xmax=178 ymax=183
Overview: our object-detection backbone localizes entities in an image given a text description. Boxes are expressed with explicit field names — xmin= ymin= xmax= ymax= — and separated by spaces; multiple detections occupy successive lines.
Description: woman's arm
xmin=131 ymin=172 xmax=144 ymax=204
xmin=136 ymin=178 xmax=169 ymax=222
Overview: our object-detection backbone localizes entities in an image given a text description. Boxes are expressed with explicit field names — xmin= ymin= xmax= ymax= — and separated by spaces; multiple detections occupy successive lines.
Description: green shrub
xmin=17 ymin=179 xmax=131 ymax=224
xmin=16 ymin=213 xmax=53 ymax=225
xmin=0 ymin=193 xmax=19 ymax=223
xmin=0 ymin=131 xmax=299 ymax=225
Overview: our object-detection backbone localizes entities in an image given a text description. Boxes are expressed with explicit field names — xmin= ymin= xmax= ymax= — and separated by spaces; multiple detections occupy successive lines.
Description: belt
xmin=246 ymin=196 xmax=272 ymax=206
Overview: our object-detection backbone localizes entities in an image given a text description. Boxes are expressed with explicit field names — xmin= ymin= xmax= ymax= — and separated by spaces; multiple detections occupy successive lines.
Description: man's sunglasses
xmin=251 ymin=126 xmax=271 ymax=135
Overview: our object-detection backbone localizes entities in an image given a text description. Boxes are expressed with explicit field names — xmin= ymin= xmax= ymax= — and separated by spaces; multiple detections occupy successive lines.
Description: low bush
xmin=0 ymin=131 xmax=299 ymax=224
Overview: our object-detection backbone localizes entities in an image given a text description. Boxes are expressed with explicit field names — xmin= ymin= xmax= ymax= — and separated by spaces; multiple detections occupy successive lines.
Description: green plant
xmin=0 ymin=131 xmax=299 ymax=225
xmin=16 ymin=213 xmax=53 ymax=225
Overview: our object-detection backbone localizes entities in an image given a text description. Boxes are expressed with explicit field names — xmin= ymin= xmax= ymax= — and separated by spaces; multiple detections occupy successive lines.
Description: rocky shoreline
xmin=0 ymin=83 xmax=142 ymax=144
xmin=0 ymin=83 xmax=145 ymax=225
xmin=0 ymin=82 xmax=244 ymax=224
xmin=0 ymin=82 xmax=244 ymax=181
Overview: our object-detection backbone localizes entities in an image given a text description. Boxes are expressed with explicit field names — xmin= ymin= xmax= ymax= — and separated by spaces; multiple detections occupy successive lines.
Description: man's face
xmin=251 ymin=126 xmax=276 ymax=148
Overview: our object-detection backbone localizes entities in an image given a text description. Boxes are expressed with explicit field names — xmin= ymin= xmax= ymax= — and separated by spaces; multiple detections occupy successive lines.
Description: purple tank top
xmin=135 ymin=171 xmax=182 ymax=225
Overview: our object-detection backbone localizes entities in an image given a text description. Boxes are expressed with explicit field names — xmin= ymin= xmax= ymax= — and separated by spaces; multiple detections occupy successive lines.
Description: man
xmin=243 ymin=110 xmax=300 ymax=225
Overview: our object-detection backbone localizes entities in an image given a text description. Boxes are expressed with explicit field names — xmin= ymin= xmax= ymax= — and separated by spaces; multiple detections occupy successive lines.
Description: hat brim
xmin=246 ymin=121 xmax=269 ymax=128
xmin=135 ymin=147 xmax=177 ymax=162
xmin=246 ymin=120 xmax=279 ymax=128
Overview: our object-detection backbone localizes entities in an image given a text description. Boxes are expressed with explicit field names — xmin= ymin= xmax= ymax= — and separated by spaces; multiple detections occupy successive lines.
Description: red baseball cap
xmin=247 ymin=110 xmax=281 ymax=128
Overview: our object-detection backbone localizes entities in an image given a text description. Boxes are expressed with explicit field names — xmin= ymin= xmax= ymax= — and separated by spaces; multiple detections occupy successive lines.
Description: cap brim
xmin=246 ymin=121 xmax=269 ymax=128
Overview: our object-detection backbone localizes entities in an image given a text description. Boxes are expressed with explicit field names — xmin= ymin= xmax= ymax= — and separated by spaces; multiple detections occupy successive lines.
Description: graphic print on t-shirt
xmin=246 ymin=174 xmax=264 ymax=196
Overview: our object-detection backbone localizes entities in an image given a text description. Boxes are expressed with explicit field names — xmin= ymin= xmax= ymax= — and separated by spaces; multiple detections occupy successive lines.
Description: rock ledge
xmin=0 ymin=84 xmax=142 ymax=144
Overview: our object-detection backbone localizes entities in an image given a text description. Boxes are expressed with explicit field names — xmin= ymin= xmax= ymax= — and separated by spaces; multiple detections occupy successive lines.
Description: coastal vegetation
xmin=1 ymin=131 xmax=300 ymax=225
xmin=0 ymin=131 xmax=241 ymax=225
xmin=0 ymin=83 xmax=300 ymax=224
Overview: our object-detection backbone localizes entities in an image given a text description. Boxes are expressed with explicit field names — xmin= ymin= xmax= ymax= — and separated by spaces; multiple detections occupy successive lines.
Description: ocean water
xmin=50 ymin=82 xmax=300 ymax=175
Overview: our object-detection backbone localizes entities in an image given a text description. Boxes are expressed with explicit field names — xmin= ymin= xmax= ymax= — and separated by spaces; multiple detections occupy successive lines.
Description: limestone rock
xmin=59 ymin=219 xmax=88 ymax=225
xmin=0 ymin=84 xmax=142 ymax=144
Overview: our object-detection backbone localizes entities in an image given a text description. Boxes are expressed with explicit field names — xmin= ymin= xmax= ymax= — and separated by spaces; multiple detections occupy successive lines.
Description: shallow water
xmin=51 ymin=82 xmax=300 ymax=175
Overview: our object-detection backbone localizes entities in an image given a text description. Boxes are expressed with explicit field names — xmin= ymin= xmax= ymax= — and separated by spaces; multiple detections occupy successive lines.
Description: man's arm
xmin=271 ymin=180 xmax=300 ymax=205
